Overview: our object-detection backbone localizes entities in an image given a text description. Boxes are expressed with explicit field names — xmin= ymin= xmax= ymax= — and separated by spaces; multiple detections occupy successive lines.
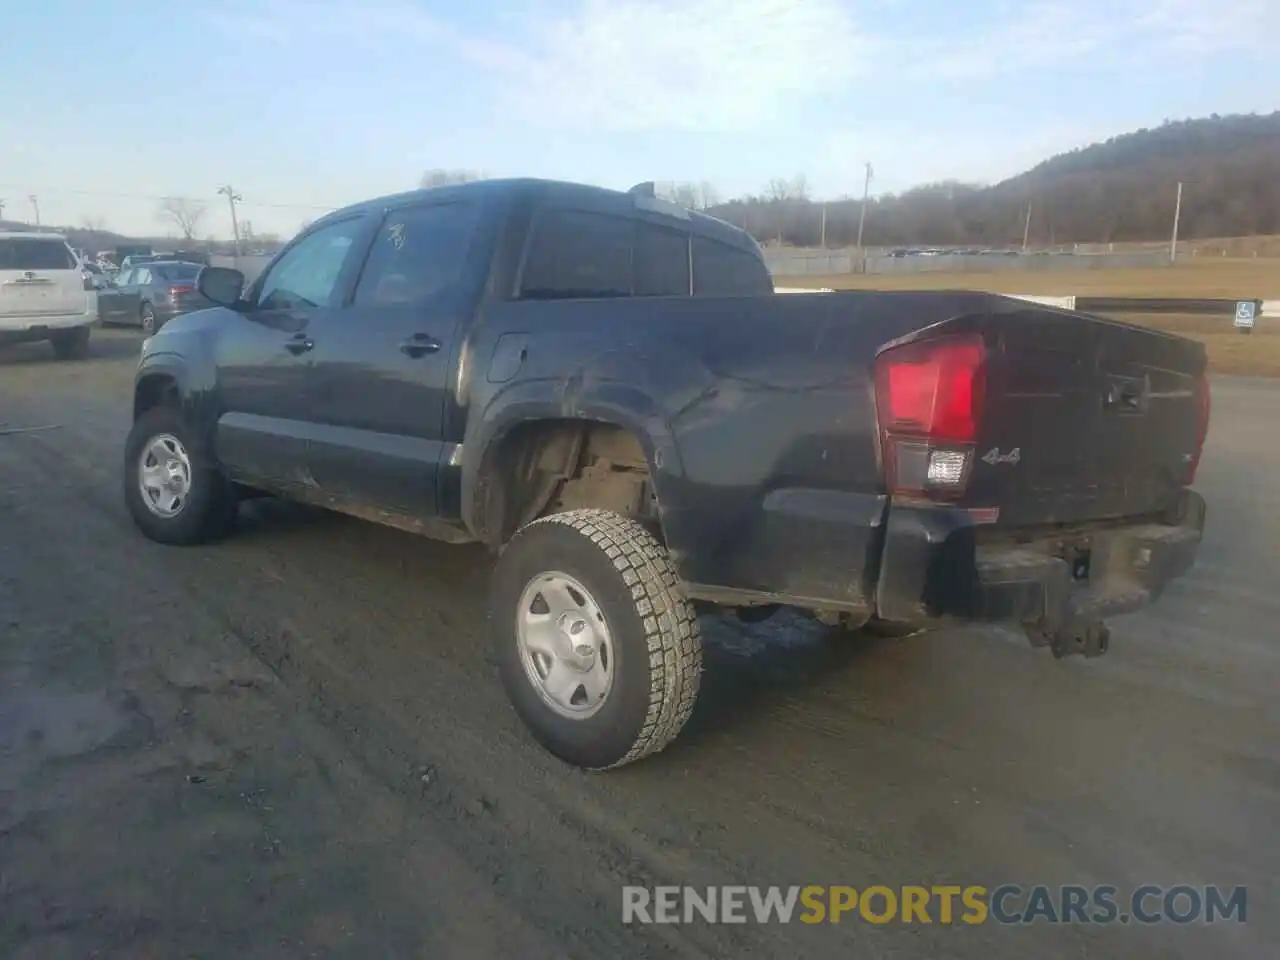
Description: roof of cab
xmin=315 ymin=178 xmax=760 ymax=254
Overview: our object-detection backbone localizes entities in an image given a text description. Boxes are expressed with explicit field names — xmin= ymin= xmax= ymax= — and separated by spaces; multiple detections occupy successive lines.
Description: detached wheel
xmin=492 ymin=509 xmax=703 ymax=769
xmin=123 ymin=405 xmax=238 ymax=545
xmin=140 ymin=303 xmax=157 ymax=334
xmin=50 ymin=326 xmax=90 ymax=360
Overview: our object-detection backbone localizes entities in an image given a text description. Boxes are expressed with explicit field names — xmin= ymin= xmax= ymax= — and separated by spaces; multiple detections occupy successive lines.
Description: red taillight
xmin=1185 ymin=374 xmax=1211 ymax=484
xmin=874 ymin=334 xmax=986 ymax=498
xmin=168 ymin=284 xmax=195 ymax=298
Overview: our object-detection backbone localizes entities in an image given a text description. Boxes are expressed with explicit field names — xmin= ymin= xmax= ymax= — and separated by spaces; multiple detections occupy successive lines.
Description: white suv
xmin=0 ymin=232 xmax=96 ymax=360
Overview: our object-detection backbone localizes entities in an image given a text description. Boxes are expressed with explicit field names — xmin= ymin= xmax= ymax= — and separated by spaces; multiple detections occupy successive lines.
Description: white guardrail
xmin=776 ymin=289 xmax=1280 ymax=317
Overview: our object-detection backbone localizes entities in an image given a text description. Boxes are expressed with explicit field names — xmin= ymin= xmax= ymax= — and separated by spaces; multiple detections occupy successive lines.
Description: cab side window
xmin=353 ymin=202 xmax=482 ymax=307
xmin=256 ymin=218 xmax=364 ymax=311
xmin=633 ymin=222 xmax=690 ymax=296
xmin=520 ymin=210 xmax=632 ymax=300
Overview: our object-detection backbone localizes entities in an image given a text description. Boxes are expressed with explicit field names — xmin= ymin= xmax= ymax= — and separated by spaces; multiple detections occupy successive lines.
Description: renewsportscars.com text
xmin=621 ymin=884 xmax=1247 ymax=926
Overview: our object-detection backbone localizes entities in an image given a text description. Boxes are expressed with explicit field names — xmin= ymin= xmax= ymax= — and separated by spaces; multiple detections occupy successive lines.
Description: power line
xmin=0 ymin=183 xmax=340 ymax=212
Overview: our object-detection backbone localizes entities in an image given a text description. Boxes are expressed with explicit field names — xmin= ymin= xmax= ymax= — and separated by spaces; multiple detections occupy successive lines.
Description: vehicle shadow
xmin=676 ymin=611 xmax=911 ymax=746
xmin=0 ymin=328 xmax=143 ymax=366
xmin=230 ymin=495 xmax=930 ymax=759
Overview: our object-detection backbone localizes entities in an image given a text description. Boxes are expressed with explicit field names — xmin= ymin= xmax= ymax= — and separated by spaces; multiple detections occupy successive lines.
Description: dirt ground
xmin=2 ymin=328 xmax=1277 ymax=959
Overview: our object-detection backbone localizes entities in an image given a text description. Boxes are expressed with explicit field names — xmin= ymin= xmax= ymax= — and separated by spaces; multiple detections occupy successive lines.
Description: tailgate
xmin=967 ymin=307 xmax=1207 ymax=527
xmin=0 ymin=237 xmax=87 ymax=319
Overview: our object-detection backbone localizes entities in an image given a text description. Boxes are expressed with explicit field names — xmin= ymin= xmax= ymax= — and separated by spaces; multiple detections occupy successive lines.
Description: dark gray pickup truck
xmin=124 ymin=178 xmax=1210 ymax=769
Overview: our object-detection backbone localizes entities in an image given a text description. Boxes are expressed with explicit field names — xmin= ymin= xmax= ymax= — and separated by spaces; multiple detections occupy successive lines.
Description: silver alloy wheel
xmin=137 ymin=433 xmax=193 ymax=518
xmin=141 ymin=306 xmax=155 ymax=334
xmin=515 ymin=571 xmax=615 ymax=720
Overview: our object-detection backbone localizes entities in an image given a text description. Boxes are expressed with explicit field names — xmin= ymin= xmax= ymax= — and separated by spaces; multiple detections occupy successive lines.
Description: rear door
xmin=304 ymin=199 xmax=486 ymax=516
xmin=0 ymin=237 xmax=86 ymax=321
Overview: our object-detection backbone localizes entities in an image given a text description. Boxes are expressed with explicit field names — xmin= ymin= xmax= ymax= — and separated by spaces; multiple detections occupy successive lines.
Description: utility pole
xmin=1021 ymin=200 xmax=1032 ymax=251
xmin=855 ymin=162 xmax=872 ymax=264
xmin=217 ymin=185 xmax=243 ymax=256
xmin=1170 ymin=181 xmax=1183 ymax=261
xmin=0 ymin=198 xmax=6 ymax=220
xmin=29 ymin=194 xmax=40 ymax=228
xmin=819 ymin=202 xmax=827 ymax=248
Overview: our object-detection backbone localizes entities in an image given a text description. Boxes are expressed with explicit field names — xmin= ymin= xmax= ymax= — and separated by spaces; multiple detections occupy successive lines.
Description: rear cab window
xmin=691 ymin=236 xmax=773 ymax=296
xmin=0 ymin=237 xmax=78 ymax=272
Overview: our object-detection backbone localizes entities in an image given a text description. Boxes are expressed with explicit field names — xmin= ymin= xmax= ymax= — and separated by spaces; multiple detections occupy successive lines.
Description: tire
xmin=50 ymin=325 xmax=91 ymax=360
xmin=491 ymin=509 xmax=703 ymax=769
xmin=140 ymin=303 xmax=157 ymax=334
xmin=123 ymin=405 xmax=239 ymax=545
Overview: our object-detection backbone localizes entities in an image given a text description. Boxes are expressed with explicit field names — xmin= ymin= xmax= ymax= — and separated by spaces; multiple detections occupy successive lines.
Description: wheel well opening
xmin=134 ymin=374 xmax=179 ymax=421
xmin=479 ymin=419 xmax=658 ymax=546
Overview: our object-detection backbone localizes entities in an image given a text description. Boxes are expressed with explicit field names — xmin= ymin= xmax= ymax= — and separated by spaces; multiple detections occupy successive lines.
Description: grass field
xmin=1100 ymin=313 xmax=1280 ymax=377
xmin=796 ymin=258 xmax=1280 ymax=299
xmin=786 ymin=260 xmax=1279 ymax=375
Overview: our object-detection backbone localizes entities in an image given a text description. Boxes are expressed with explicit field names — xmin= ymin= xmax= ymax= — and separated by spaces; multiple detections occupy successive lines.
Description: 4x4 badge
xmin=982 ymin=447 xmax=1021 ymax=466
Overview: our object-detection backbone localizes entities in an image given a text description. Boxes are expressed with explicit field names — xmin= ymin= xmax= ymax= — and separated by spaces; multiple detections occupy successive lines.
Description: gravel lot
xmin=2 ymin=328 xmax=1276 ymax=959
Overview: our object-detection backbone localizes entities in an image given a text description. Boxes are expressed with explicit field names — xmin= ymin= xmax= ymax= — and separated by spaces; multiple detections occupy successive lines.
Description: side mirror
xmin=197 ymin=265 xmax=246 ymax=308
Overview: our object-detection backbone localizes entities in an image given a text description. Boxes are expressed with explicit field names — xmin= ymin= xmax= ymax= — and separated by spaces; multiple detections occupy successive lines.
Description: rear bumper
xmin=0 ymin=312 xmax=96 ymax=345
xmin=875 ymin=490 xmax=1206 ymax=630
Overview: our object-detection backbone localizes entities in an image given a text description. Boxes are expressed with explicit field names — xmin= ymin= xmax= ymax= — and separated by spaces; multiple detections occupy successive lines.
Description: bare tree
xmin=157 ymin=197 xmax=208 ymax=240
xmin=663 ymin=181 xmax=722 ymax=211
xmin=764 ymin=175 xmax=810 ymax=202
xmin=420 ymin=168 xmax=485 ymax=189
xmin=80 ymin=215 xmax=109 ymax=233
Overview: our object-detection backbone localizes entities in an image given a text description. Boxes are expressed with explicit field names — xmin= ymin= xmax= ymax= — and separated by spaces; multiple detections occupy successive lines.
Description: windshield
xmin=0 ymin=238 xmax=78 ymax=271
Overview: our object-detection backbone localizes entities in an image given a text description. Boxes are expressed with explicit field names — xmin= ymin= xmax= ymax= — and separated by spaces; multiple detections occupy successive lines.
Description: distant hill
xmin=0 ymin=219 xmax=137 ymax=253
xmin=710 ymin=111 xmax=1280 ymax=248
xmin=0 ymin=220 xmax=259 ymax=258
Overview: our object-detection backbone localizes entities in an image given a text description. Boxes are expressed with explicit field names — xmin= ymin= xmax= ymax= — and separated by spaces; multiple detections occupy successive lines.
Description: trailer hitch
xmin=1024 ymin=619 xmax=1111 ymax=659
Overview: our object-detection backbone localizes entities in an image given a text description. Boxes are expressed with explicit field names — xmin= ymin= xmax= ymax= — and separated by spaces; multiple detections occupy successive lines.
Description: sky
xmin=2 ymin=0 xmax=1277 ymax=240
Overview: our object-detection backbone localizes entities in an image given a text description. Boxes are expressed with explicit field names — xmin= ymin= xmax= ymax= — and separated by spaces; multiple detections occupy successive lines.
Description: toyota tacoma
xmin=123 ymin=178 xmax=1210 ymax=769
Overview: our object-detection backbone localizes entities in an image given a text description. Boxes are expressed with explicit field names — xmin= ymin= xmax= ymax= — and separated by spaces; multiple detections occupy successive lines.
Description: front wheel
xmin=123 ymin=405 xmax=239 ymax=545
xmin=491 ymin=509 xmax=703 ymax=769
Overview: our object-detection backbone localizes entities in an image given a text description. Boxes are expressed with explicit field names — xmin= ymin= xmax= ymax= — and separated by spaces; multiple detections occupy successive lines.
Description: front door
xmin=213 ymin=215 xmax=369 ymax=487
xmin=303 ymin=199 xmax=485 ymax=517
xmin=97 ymin=268 xmax=135 ymax=323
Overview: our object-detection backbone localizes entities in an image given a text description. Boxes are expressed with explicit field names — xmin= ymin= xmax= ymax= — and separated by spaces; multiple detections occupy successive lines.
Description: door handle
xmin=285 ymin=333 xmax=314 ymax=355
xmin=399 ymin=333 xmax=442 ymax=358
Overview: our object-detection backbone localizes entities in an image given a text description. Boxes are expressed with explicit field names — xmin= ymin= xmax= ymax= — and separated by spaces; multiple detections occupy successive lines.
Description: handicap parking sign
xmin=1234 ymin=301 xmax=1256 ymax=329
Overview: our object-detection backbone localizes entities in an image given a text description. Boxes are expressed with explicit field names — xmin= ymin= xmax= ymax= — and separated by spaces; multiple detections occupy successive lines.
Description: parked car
xmin=0 ymin=231 xmax=96 ymax=359
xmin=97 ymin=260 xmax=210 ymax=333
xmin=119 ymin=253 xmax=162 ymax=271
xmin=81 ymin=259 xmax=112 ymax=291
xmin=122 ymin=178 xmax=1210 ymax=769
